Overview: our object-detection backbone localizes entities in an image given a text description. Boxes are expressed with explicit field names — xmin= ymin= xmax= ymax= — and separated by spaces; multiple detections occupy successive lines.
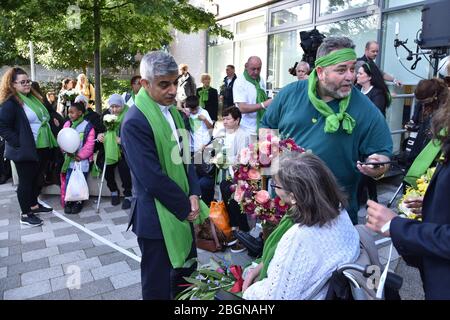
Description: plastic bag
xmin=65 ymin=162 xmax=89 ymax=202
xmin=209 ymin=201 xmax=232 ymax=239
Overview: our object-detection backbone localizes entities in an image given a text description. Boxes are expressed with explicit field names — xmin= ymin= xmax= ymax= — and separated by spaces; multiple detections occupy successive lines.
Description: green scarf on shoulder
xmin=243 ymin=70 xmax=268 ymax=132
xmin=404 ymin=139 xmax=441 ymax=187
xmin=18 ymin=93 xmax=58 ymax=148
xmin=134 ymin=88 xmax=209 ymax=268
xmin=104 ymin=105 xmax=129 ymax=165
xmin=198 ymin=87 xmax=209 ymax=107
xmin=307 ymin=48 xmax=357 ymax=134
xmin=61 ymin=116 xmax=85 ymax=174
xmin=259 ymin=214 xmax=294 ymax=280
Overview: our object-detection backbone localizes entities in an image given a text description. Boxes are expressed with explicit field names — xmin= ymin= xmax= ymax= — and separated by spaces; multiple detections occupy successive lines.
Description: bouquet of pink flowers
xmin=231 ymin=133 xmax=305 ymax=226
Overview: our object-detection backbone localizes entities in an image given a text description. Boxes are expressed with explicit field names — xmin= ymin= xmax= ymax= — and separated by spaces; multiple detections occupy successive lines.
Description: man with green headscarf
xmin=233 ymin=56 xmax=273 ymax=135
xmin=261 ymin=37 xmax=393 ymax=224
xmin=121 ymin=51 xmax=205 ymax=300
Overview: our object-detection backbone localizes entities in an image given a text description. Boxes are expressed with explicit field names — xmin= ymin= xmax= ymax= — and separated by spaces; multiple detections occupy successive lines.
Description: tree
xmin=0 ymin=0 xmax=233 ymax=112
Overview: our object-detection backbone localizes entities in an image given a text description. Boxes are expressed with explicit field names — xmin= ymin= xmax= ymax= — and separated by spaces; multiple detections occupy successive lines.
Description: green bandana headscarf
xmin=259 ymin=214 xmax=294 ymax=280
xmin=134 ymin=87 xmax=209 ymax=268
xmin=307 ymin=48 xmax=357 ymax=134
xmin=18 ymin=93 xmax=58 ymax=148
xmin=243 ymin=70 xmax=268 ymax=132
xmin=198 ymin=87 xmax=209 ymax=107
xmin=61 ymin=116 xmax=84 ymax=173
xmin=104 ymin=105 xmax=129 ymax=165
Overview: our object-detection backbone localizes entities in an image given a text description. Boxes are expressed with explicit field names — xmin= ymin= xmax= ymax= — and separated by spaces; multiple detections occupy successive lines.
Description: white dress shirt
xmin=158 ymin=104 xmax=181 ymax=151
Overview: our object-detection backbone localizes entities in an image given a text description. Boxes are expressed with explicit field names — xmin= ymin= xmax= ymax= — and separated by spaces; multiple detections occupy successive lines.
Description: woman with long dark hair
xmin=0 ymin=67 xmax=57 ymax=226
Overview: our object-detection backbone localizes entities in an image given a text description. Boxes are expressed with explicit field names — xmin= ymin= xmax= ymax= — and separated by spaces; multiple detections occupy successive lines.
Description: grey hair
xmin=316 ymin=37 xmax=355 ymax=59
xmin=275 ymin=152 xmax=347 ymax=227
xmin=140 ymin=51 xmax=178 ymax=81
xmin=296 ymin=61 xmax=311 ymax=72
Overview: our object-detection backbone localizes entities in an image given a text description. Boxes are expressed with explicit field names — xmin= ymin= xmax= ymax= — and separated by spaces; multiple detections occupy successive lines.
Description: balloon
xmin=57 ymin=128 xmax=80 ymax=153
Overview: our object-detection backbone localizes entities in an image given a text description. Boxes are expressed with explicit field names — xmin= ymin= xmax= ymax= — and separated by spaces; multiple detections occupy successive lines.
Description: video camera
xmin=288 ymin=28 xmax=326 ymax=76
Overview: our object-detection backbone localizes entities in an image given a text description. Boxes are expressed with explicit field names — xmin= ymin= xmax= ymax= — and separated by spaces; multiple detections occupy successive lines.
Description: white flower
xmin=103 ymin=114 xmax=118 ymax=123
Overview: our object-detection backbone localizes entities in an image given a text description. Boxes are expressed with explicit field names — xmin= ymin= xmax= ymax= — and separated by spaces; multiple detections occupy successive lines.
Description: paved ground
xmin=0 ymin=175 xmax=424 ymax=300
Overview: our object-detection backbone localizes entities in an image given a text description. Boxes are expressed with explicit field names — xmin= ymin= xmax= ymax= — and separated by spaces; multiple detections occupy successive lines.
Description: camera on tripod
xmin=288 ymin=28 xmax=325 ymax=76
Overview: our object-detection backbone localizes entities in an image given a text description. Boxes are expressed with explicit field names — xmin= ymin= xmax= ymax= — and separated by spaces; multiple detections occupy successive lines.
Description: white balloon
xmin=438 ymin=56 xmax=449 ymax=77
xmin=57 ymin=128 xmax=80 ymax=153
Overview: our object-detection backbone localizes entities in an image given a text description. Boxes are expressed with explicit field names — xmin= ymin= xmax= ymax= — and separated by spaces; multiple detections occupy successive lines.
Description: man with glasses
xmin=122 ymin=75 xmax=142 ymax=107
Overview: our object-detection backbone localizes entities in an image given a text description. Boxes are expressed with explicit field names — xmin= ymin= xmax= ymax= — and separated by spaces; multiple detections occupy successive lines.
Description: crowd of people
xmin=0 ymin=35 xmax=449 ymax=300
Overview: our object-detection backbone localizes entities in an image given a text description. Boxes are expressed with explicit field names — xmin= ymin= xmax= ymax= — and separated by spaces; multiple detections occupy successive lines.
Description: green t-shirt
xmin=261 ymin=80 xmax=393 ymax=223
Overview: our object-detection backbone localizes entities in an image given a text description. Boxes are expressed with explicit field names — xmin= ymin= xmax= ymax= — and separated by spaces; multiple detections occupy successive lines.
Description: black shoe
xmin=111 ymin=194 xmax=120 ymax=206
xmin=70 ymin=201 xmax=83 ymax=214
xmin=64 ymin=202 xmax=73 ymax=214
xmin=121 ymin=198 xmax=131 ymax=210
xmin=20 ymin=213 xmax=43 ymax=227
xmin=31 ymin=203 xmax=53 ymax=214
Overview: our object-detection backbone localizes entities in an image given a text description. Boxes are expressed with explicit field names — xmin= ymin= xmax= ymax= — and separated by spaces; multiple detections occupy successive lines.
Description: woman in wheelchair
xmin=242 ymin=152 xmax=360 ymax=300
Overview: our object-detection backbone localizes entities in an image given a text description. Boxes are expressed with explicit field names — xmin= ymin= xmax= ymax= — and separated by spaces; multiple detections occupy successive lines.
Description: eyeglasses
xmin=14 ymin=80 xmax=32 ymax=86
xmin=270 ymin=182 xmax=284 ymax=190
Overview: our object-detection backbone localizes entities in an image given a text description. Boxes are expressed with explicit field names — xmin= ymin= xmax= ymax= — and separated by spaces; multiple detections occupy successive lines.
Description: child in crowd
xmin=60 ymin=102 xmax=95 ymax=214
xmin=186 ymin=95 xmax=214 ymax=153
xmin=97 ymin=94 xmax=132 ymax=209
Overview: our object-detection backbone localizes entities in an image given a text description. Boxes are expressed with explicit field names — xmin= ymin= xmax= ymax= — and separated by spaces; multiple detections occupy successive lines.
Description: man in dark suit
xmin=121 ymin=51 xmax=201 ymax=300
xmin=219 ymin=64 xmax=237 ymax=108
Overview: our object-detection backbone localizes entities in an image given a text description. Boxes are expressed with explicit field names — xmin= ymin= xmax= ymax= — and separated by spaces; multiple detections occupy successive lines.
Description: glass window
xmin=236 ymin=15 xmax=265 ymax=35
xmin=319 ymin=0 xmax=375 ymax=16
xmin=316 ymin=15 xmax=378 ymax=58
xmin=209 ymin=24 xmax=232 ymax=46
xmin=234 ymin=36 xmax=268 ymax=81
xmin=268 ymin=31 xmax=304 ymax=90
xmin=208 ymin=42 xmax=234 ymax=90
xmin=271 ymin=3 xmax=311 ymax=28
xmin=385 ymin=0 xmax=424 ymax=9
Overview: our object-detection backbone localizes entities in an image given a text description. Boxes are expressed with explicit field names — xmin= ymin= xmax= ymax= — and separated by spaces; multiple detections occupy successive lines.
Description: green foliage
xmin=101 ymin=77 xmax=129 ymax=101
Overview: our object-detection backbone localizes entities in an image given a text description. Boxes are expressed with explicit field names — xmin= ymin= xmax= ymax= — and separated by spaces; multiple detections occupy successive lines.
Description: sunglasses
xmin=14 ymin=79 xmax=32 ymax=86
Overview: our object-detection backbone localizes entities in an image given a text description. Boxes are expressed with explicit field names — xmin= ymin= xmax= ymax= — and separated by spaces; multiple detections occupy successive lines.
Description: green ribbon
xmin=18 ymin=93 xmax=58 ymax=148
xmin=134 ymin=87 xmax=209 ymax=268
xmin=259 ymin=214 xmax=294 ymax=280
xmin=243 ymin=70 xmax=268 ymax=132
xmin=104 ymin=105 xmax=129 ymax=165
xmin=307 ymin=48 xmax=357 ymax=134
xmin=198 ymin=87 xmax=209 ymax=107
xmin=61 ymin=116 xmax=84 ymax=174
xmin=404 ymin=139 xmax=441 ymax=188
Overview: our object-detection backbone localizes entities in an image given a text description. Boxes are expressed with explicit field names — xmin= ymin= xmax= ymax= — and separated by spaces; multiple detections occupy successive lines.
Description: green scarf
xmin=243 ymin=70 xmax=268 ymax=132
xmin=404 ymin=139 xmax=441 ymax=187
xmin=198 ymin=87 xmax=209 ymax=107
xmin=307 ymin=48 xmax=357 ymax=134
xmin=134 ymin=87 xmax=209 ymax=268
xmin=104 ymin=105 xmax=129 ymax=165
xmin=259 ymin=214 xmax=294 ymax=280
xmin=189 ymin=110 xmax=203 ymax=133
xmin=61 ymin=116 xmax=85 ymax=173
xmin=18 ymin=93 xmax=58 ymax=148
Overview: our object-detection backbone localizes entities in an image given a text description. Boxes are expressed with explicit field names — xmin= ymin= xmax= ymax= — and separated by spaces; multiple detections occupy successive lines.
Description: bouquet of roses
xmin=231 ymin=133 xmax=305 ymax=226
xmin=62 ymin=89 xmax=78 ymax=103
xmin=103 ymin=114 xmax=118 ymax=131
xmin=177 ymin=257 xmax=244 ymax=300
xmin=398 ymin=167 xmax=436 ymax=221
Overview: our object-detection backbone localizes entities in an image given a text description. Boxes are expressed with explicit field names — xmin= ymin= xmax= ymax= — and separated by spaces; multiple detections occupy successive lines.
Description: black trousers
xmin=14 ymin=148 xmax=52 ymax=214
xmin=105 ymin=157 xmax=132 ymax=197
xmin=138 ymin=228 xmax=197 ymax=300
xmin=220 ymin=180 xmax=250 ymax=232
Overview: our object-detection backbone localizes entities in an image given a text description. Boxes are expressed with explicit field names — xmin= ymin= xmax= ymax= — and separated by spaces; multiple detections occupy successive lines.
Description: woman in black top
xmin=0 ymin=67 xmax=55 ymax=226
xmin=196 ymin=73 xmax=219 ymax=122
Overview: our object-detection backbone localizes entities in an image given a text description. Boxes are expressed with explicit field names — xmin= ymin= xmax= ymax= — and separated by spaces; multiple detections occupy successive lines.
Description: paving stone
xmin=115 ymin=239 xmax=138 ymax=249
xmin=76 ymin=215 xmax=102 ymax=224
xmin=107 ymin=224 xmax=128 ymax=234
xmin=109 ymin=269 xmax=141 ymax=289
xmin=68 ymin=278 xmax=114 ymax=300
xmin=0 ymin=219 xmax=8 ymax=226
xmin=21 ymin=265 xmax=64 ymax=286
xmin=4 ymin=280 xmax=52 ymax=300
xmin=0 ymin=231 xmax=9 ymax=240
xmin=126 ymin=259 xmax=141 ymax=271
xmin=21 ymin=231 xmax=54 ymax=243
xmin=0 ymin=239 xmax=20 ymax=247
xmin=84 ymin=245 xmax=117 ymax=258
xmin=102 ymin=283 xmax=142 ymax=300
xmin=0 ymin=254 xmax=22 ymax=267
xmin=52 ymin=226 xmax=81 ymax=238
xmin=22 ymin=246 xmax=59 ymax=262
xmin=112 ymin=216 xmax=129 ymax=225
xmin=122 ymin=231 xmax=135 ymax=240
xmin=50 ymin=270 xmax=94 ymax=291
xmin=7 ymin=257 xmax=50 ymax=277
xmin=18 ymin=226 xmax=43 ymax=236
xmin=58 ymin=239 xmax=94 ymax=254
xmin=49 ymin=217 xmax=62 ymax=223
xmin=0 ymin=247 xmax=8 ymax=258
xmin=62 ymin=257 xmax=102 ymax=273
xmin=91 ymin=261 xmax=131 ymax=280
xmin=92 ymin=233 xmax=126 ymax=246
xmin=0 ymin=274 xmax=21 ymax=292
xmin=98 ymin=251 xmax=127 ymax=266
xmin=20 ymin=240 xmax=47 ymax=253
xmin=45 ymin=234 xmax=79 ymax=247
xmin=49 ymin=250 xmax=87 ymax=266
xmin=31 ymin=288 xmax=71 ymax=300
xmin=0 ymin=266 xmax=7 ymax=279
xmin=103 ymin=206 xmax=124 ymax=213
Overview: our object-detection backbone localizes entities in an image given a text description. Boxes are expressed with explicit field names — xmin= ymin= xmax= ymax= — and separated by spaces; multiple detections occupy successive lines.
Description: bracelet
xmin=260 ymin=102 xmax=266 ymax=110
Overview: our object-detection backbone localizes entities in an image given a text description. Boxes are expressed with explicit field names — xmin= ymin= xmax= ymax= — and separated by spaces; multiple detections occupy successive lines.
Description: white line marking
xmin=39 ymin=200 xmax=141 ymax=263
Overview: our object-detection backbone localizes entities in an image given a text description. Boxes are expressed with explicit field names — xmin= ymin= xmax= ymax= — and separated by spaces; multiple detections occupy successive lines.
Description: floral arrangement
xmin=62 ymin=89 xmax=78 ymax=103
xmin=210 ymin=140 xmax=229 ymax=170
xmin=231 ymin=134 xmax=305 ymax=226
xmin=177 ymin=257 xmax=243 ymax=300
xmin=398 ymin=167 xmax=436 ymax=221
xmin=103 ymin=114 xmax=118 ymax=131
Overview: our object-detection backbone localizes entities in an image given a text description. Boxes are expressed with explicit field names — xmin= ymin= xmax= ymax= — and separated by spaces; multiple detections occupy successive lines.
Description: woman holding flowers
xmin=366 ymin=90 xmax=450 ymax=299
xmin=242 ymin=152 xmax=360 ymax=300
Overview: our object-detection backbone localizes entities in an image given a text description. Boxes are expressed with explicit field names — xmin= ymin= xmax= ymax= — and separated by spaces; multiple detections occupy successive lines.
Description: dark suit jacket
xmin=0 ymin=96 xmax=39 ymax=162
xmin=391 ymin=162 xmax=450 ymax=299
xmin=121 ymin=105 xmax=201 ymax=240
xmin=196 ymin=87 xmax=219 ymax=122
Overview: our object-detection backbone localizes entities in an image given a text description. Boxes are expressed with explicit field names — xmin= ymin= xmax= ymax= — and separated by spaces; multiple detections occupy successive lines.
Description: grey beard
xmin=320 ymin=82 xmax=350 ymax=99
